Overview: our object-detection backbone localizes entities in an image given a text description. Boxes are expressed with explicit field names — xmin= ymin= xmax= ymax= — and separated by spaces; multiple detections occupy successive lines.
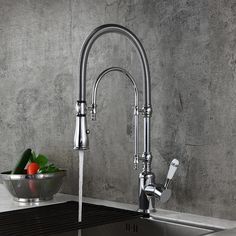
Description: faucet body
xmin=74 ymin=24 xmax=178 ymax=213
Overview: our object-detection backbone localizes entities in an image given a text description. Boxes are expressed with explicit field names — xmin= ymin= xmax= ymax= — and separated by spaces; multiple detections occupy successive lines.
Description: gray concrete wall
xmin=0 ymin=0 xmax=236 ymax=220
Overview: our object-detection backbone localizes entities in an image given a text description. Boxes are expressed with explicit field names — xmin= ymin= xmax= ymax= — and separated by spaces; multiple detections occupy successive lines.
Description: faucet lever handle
xmin=164 ymin=159 xmax=179 ymax=188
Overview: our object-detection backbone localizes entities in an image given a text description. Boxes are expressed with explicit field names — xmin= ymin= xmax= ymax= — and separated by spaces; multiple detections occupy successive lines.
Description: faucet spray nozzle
xmin=74 ymin=101 xmax=89 ymax=150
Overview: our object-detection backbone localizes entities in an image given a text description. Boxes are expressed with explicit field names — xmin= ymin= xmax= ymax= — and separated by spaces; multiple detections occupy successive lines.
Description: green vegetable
xmin=29 ymin=150 xmax=59 ymax=174
xmin=31 ymin=153 xmax=48 ymax=167
xmin=11 ymin=149 xmax=32 ymax=174
xmin=38 ymin=164 xmax=59 ymax=174
xmin=12 ymin=148 xmax=60 ymax=174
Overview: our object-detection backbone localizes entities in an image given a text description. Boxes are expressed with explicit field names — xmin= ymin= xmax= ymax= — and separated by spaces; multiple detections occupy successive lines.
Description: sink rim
xmin=75 ymin=215 xmax=224 ymax=236
xmin=147 ymin=216 xmax=224 ymax=234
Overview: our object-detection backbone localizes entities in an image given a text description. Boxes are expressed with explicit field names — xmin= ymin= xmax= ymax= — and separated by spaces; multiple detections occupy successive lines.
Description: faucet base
xmin=137 ymin=208 xmax=150 ymax=215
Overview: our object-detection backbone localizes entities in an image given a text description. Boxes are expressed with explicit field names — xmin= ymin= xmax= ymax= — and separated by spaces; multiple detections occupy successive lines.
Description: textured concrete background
xmin=1 ymin=0 xmax=236 ymax=220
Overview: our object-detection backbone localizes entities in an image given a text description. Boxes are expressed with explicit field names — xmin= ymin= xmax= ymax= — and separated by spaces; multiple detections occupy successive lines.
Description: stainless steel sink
xmin=55 ymin=217 xmax=222 ymax=236
xmin=0 ymin=200 xmax=224 ymax=236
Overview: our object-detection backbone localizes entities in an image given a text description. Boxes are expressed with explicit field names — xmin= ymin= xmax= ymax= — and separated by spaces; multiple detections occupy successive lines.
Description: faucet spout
xmin=74 ymin=24 xmax=152 ymax=156
xmin=74 ymin=24 xmax=179 ymax=214
xmin=78 ymin=24 xmax=151 ymax=105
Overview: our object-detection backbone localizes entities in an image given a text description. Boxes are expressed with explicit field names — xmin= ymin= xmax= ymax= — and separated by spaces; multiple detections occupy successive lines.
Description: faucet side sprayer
xmin=89 ymin=67 xmax=140 ymax=169
xmin=74 ymin=24 xmax=179 ymax=213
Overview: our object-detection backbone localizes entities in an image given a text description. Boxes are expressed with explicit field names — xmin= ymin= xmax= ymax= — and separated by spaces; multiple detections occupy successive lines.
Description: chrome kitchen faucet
xmin=73 ymin=24 xmax=179 ymax=213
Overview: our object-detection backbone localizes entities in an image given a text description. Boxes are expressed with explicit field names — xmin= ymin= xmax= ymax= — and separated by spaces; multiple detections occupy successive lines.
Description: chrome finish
xmin=134 ymin=106 xmax=139 ymax=170
xmin=74 ymin=101 xmax=89 ymax=150
xmin=138 ymin=158 xmax=179 ymax=212
xmin=145 ymin=185 xmax=172 ymax=203
xmin=78 ymin=24 xmax=151 ymax=106
xmin=89 ymin=103 xmax=97 ymax=121
xmin=91 ymin=67 xmax=139 ymax=118
xmin=90 ymin=67 xmax=140 ymax=169
xmin=0 ymin=170 xmax=66 ymax=202
xmin=141 ymin=105 xmax=152 ymax=117
xmin=138 ymin=171 xmax=157 ymax=211
xmin=74 ymin=24 xmax=179 ymax=213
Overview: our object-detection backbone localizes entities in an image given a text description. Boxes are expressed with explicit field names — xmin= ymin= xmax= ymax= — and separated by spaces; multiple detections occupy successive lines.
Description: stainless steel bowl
xmin=0 ymin=170 xmax=66 ymax=202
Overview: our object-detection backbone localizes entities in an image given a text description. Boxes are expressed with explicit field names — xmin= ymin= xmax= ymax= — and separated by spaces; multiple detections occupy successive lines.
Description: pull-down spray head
xmin=74 ymin=101 xmax=89 ymax=150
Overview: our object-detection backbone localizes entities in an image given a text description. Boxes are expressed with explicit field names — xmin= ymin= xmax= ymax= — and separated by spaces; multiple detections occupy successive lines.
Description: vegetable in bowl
xmin=1 ymin=148 xmax=66 ymax=202
xmin=29 ymin=150 xmax=59 ymax=174
xmin=11 ymin=148 xmax=60 ymax=175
